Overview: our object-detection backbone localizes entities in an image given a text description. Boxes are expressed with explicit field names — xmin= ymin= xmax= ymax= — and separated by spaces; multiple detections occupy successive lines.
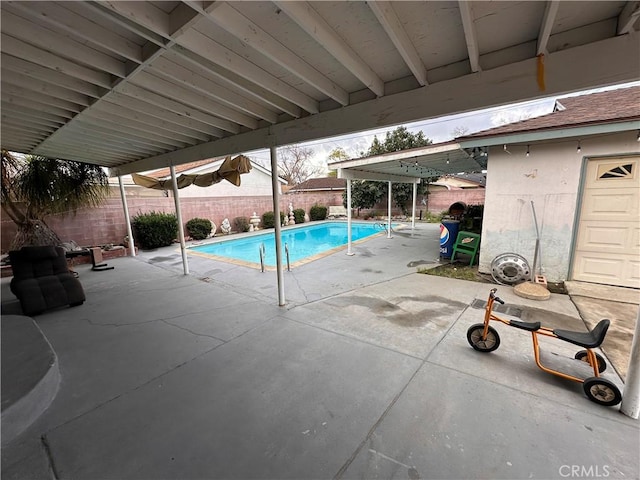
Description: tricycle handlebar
xmin=489 ymin=288 xmax=505 ymax=305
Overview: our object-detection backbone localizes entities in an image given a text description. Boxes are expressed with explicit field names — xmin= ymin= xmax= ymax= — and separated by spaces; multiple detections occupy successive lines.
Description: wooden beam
xmin=97 ymin=100 xmax=211 ymax=142
xmin=275 ymin=1 xmax=385 ymax=97
xmin=202 ymin=2 xmax=349 ymax=105
xmin=133 ymin=70 xmax=259 ymax=129
xmin=537 ymin=1 xmax=560 ymax=55
xmin=1 ymin=54 xmax=104 ymax=98
xmin=101 ymin=0 xmax=319 ymax=114
xmin=9 ymin=1 xmax=143 ymax=62
xmin=111 ymin=34 xmax=639 ymax=175
xmin=618 ymin=1 xmax=640 ymax=34
xmin=368 ymin=1 xmax=428 ymax=86
xmin=149 ymin=56 xmax=279 ymax=123
xmin=458 ymin=1 xmax=481 ymax=72
xmin=1 ymin=69 xmax=91 ymax=106
xmin=1 ymin=94 xmax=76 ymax=118
xmin=2 ymin=9 xmax=126 ymax=77
xmin=113 ymin=82 xmax=239 ymax=134
xmin=107 ymin=91 xmax=224 ymax=138
xmin=172 ymin=47 xmax=303 ymax=118
xmin=1 ymin=35 xmax=112 ymax=88
xmin=177 ymin=27 xmax=319 ymax=114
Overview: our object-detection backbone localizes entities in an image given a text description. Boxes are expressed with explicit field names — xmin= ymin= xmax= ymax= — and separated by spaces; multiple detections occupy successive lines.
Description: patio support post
xmin=411 ymin=181 xmax=417 ymax=229
xmin=270 ymin=145 xmax=286 ymax=306
xmin=170 ymin=165 xmax=189 ymax=275
xmin=387 ymin=181 xmax=393 ymax=238
xmin=621 ymin=307 xmax=640 ymax=419
xmin=346 ymin=178 xmax=354 ymax=256
xmin=118 ymin=176 xmax=136 ymax=257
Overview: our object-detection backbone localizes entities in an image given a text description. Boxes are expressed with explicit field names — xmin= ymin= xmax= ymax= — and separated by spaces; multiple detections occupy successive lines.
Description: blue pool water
xmin=190 ymin=221 xmax=388 ymax=267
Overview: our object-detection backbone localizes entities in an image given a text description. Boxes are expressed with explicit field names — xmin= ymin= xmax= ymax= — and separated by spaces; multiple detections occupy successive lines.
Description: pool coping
xmin=184 ymin=220 xmax=408 ymax=271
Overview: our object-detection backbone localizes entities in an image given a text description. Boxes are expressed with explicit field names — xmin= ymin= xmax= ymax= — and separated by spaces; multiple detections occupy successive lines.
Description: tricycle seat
xmin=553 ymin=319 xmax=610 ymax=348
xmin=509 ymin=320 xmax=540 ymax=332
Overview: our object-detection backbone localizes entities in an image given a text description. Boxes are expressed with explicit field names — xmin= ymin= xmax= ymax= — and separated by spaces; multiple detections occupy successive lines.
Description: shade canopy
xmin=131 ymin=155 xmax=252 ymax=190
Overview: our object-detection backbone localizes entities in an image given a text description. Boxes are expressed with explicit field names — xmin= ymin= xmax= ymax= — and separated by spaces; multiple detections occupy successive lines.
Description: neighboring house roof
xmin=288 ymin=177 xmax=347 ymax=192
xmin=459 ymin=85 xmax=640 ymax=140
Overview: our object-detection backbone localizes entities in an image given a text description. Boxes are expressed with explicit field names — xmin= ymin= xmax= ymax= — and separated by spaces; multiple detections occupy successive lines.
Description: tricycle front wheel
xmin=583 ymin=377 xmax=621 ymax=406
xmin=467 ymin=324 xmax=500 ymax=352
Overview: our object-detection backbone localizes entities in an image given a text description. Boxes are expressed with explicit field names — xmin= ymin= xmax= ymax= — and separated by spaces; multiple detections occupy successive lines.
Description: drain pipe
xmin=270 ymin=145 xmax=285 ymax=306
xmin=621 ymin=307 xmax=640 ymax=419
xmin=170 ymin=165 xmax=189 ymax=275
xmin=118 ymin=176 xmax=135 ymax=257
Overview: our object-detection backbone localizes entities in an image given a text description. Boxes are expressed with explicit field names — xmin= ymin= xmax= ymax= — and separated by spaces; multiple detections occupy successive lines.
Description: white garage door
xmin=573 ymin=157 xmax=640 ymax=288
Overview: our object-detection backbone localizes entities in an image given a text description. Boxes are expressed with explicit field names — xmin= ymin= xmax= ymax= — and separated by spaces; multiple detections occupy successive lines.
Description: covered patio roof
xmin=1 ymin=1 xmax=639 ymax=176
xmin=329 ymin=142 xmax=485 ymax=183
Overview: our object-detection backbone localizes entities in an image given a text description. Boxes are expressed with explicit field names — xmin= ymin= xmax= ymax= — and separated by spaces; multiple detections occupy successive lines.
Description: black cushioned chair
xmin=9 ymin=245 xmax=85 ymax=316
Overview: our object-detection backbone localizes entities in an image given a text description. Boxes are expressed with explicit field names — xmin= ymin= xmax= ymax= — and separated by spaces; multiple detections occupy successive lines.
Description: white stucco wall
xmin=479 ymin=131 xmax=639 ymax=282
xmin=175 ymin=167 xmax=280 ymax=198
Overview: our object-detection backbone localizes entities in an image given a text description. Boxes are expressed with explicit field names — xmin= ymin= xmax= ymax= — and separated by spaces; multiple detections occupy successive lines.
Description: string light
xmin=526 ymin=145 xmax=530 ymax=157
xmin=577 ymin=140 xmax=581 ymax=153
xmin=637 ymin=130 xmax=640 ymax=142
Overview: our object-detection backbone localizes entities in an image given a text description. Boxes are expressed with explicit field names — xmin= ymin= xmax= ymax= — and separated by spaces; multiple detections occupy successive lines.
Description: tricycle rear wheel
xmin=467 ymin=324 xmax=500 ymax=352
xmin=574 ymin=350 xmax=607 ymax=373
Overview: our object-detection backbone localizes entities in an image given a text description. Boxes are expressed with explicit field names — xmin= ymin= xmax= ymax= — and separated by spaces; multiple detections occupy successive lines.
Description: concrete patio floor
xmin=1 ymin=223 xmax=638 ymax=479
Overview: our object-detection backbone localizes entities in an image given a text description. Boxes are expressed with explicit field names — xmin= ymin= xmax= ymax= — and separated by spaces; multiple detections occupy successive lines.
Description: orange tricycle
xmin=466 ymin=288 xmax=622 ymax=407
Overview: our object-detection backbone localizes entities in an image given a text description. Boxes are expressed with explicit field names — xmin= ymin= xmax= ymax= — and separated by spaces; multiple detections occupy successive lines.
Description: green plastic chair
xmin=450 ymin=231 xmax=481 ymax=266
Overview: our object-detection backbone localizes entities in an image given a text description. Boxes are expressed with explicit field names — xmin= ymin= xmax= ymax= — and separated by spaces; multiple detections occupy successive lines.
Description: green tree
xmin=367 ymin=126 xmax=431 ymax=155
xmin=1 ymin=150 xmax=110 ymax=249
xmin=346 ymin=127 xmax=432 ymax=214
xmin=343 ymin=179 xmax=385 ymax=212
xmin=326 ymin=147 xmax=349 ymax=177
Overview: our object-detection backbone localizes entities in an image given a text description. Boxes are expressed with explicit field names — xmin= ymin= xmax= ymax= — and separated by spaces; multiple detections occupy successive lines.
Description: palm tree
xmin=1 ymin=150 xmax=110 ymax=249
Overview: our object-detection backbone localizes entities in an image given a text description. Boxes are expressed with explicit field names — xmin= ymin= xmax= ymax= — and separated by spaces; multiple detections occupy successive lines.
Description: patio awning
xmin=131 ymin=155 xmax=252 ymax=190
xmin=330 ymin=143 xmax=485 ymax=182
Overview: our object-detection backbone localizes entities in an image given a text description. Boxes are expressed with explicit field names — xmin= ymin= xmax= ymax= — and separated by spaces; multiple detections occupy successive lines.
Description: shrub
xmin=262 ymin=211 xmax=286 ymax=228
xmin=293 ymin=208 xmax=305 ymax=224
xmin=132 ymin=211 xmax=178 ymax=249
xmin=309 ymin=205 xmax=327 ymax=221
xmin=262 ymin=211 xmax=276 ymax=229
xmin=186 ymin=217 xmax=212 ymax=240
xmin=233 ymin=216 xmax=250 ymax=232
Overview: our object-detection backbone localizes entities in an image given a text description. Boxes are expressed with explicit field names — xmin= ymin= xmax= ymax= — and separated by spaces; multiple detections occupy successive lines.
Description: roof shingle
xmin=460 ymin=86 xmax=640 ymax=139
xmin=288 ymin=177 xmax=346 ymax=192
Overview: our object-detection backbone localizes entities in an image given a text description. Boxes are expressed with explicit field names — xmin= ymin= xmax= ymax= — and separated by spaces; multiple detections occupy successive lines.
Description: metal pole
xmin=270 ymin=145 xmax=285 ymax=306
xmin=387 ymin=181 xmax=393 ymax=238
xmin=170 ymin=165 xmax=189 ymax=275
xmin=411 ymin=181 xmax=417 ymax=229
xmin=118 ymin=176 xmax=136 ymax=257
xmin=346 ymin=178 xmax=354 ymax=256
xmin=621 ymin=307 xmax=640 ymax=419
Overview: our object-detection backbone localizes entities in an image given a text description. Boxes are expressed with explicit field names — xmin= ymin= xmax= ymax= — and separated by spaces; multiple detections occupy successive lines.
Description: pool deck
xmin=2 ymin=222 xmax=638 ymax=479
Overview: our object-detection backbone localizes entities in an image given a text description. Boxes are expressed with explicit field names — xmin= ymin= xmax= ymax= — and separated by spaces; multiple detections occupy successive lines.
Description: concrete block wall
xmin=426 ymin=189 xmax=486 ymax=214
xmin=1 ymin=191 xmax=347 ymax=252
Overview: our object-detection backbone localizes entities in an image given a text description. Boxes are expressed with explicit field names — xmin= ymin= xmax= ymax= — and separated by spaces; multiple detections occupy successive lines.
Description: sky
xmin=247 ymin=81 xmax=640 ymax=175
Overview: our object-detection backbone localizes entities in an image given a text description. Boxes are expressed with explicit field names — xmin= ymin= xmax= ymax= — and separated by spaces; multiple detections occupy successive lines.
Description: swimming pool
xmin=189 ymin=221 xmax=390 ymax=268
